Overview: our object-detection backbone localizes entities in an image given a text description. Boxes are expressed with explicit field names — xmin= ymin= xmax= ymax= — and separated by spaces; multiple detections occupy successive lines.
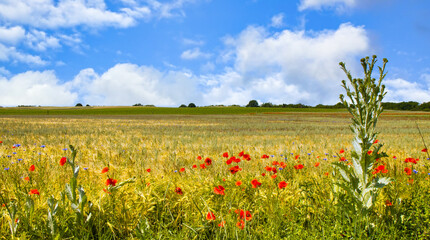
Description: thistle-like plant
xmin=333 ymin=55 xmax=391 ymax=215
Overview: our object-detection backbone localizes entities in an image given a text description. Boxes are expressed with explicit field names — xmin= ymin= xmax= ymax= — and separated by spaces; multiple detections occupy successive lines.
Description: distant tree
xmin=246 ymin=100 xmax=259 ymax=107
xmin=179 ymin=104 xmax=187 ymax=108
xmin=133 ymin=103 xmax=143 ymax=106
xmin=261 ymin=102 xmax=273 ymax=107
xmin=86 ymin=104 xmax=90 ymax=107
xmin=75 ymin=103 xmax=83 ymax=107
xmin=188 ymin=103 xmax=196 ymax=108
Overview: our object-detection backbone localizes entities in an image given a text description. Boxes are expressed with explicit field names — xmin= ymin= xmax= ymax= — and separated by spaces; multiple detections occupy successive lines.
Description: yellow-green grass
xmin=0 ymin=112 xmax=430 ymax=239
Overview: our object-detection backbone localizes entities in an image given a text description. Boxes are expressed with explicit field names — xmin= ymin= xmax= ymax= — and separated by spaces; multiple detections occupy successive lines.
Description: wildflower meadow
xmin=1 ymin=57 xmax=430 ymax=239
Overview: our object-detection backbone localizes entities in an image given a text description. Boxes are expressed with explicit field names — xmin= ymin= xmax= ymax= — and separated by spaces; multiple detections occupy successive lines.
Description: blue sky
xmin=0 ymin=0 xmax=429 ymax=106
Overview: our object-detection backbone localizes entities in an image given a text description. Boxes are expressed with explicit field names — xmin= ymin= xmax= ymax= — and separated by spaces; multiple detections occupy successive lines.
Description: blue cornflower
xmin=270 ymin=155 xmax=274 ymax=157
xmin=4 ymin=167 xmax=9 ymax=171
xmin=41 ymin=145 xmax=45 ymax=148
xmin=18 ymin=159 xmax=22 ymax=161
xmin=13 ymin=152 xmax=16 ymax=154
xmin=307 ymin=153 xmax=311 ymax=155
xmin=413 ymin=169 xmax=418 ymax=174
xmin=63 ymin=148 xmax=68 ymax=151
xmin=279 ymin=168 xmax=283 ymax=170
xmin=323 ymin=158 xmax=328 ymax=161
xmin=333 ymin=155 xmax=337 ymax=158
xmin=83 ymin=167 xmax=88 ymax=170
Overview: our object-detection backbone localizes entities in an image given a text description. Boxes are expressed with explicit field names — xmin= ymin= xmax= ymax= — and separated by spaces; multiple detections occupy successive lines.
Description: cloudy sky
xmin=0 ymin=0 xmax=429 ymax=107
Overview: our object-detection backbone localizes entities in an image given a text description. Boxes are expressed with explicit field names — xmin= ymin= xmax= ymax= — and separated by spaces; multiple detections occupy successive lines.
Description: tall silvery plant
xmin=333 ymin=56 xmax=391 ymax=216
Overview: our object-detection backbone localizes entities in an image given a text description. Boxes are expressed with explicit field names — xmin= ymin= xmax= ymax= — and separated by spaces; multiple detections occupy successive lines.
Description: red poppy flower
xmin=339 ymin=149 xmax=345 ymax=154
xmin=226 ymin=159 xmax=233 ymax=165
xmin=340 ymin=157 xmax=347 ymax=161
xmin=373 ymin=139 xmax=379 ymax=144
xmin=278 ymin=181 xmax=288 ymax=189
xmin=200 ymin=164 xmax=206 ymax=169
xmin=422 ymin=148 xmax=428 ymax=153
xmin=295 ymin=155 xmax=299 ymax=160
xmin=272 ymin=161 xmax=279 ymax=166
xmin=229 ymin=165 xmax=242 ymax=174
xmin=233 ymin=157 xmax=241 ymax=163
xmin=280 ymin=162 xmax=287 ymax=168
xmin=223 ymin=152 xmax=229 ymax=158
xmin=218 ymin=221 xmax=226 ymax=227
xmin=101 ymin=167 xmax=109 ymax=173
xmin=192 ymin=164 xmax=197 ymax=168
xmin=261 ymin=173 xmax=266 ymax=176
xmin=251 ymin=179 xmax=261 ymax=188
xmin=238 ymin=151 xmax=244 ymax=157
xmin=0 ymin=141 xmax=2 ymax=144
xmin=175 ymin=187 xmax=183 ymax=195
xmin=367 ymin=150 xmax=373 ymax=155
xmin=179 ymin=168 xmax=185 ymax=172
xmin=261 ymin=154 xmax=269 ymax=159
xmin=294 ymin=164 xmax=304 ymax=170
xmin=206 ymin=212 xmax=216 ymax=221
xmin=235 ymin=181 xmax=242 ymax=186
xmin=404 ymin=167 xmax=412 ymax=175
xmin=408 ymin=178 xmax=414 ymax=184
xmin=265 ymin=166 xmax=272 ymax=172
xmin=272 ymin=168 xmax=277 ymax=174
xmin=385 ymin=200 xmax=393 ymax=206
xmin=271 ymin=174 xmax=277 ymax=179
xmin=29 ymin=189 xmax=40 ymax=195
xmin=24 ymin=176 xmax=30 ymax=181
xmin=243 ymin=154 xmax=251 ymax=161
xmin=105 ymin=178 xmax=117 ymax=186
xmin=29 ymin=165 xmax=35 ymax=172
xmin=146 ymin=168 xmax=151 ymax=172
xmin=314 ymin=162 xmax=320 ymax=167
xmin=237 ymin=220 xmax=245 ymax=230
xmin=324 ymin=172 xmax=329 ymax=176
xmin=236 ymin=209 xmax=252 ymax=221
xmin=60 ymin=157 xmax=67 ymax=166
xmin=214 ymin=185 xmax=225 ymax=195
xmin=197 ymin=156 xmax=202 ymax=160
xmin=205 ymin=158 xmax=212 ymax=166
xmin=103 ymin=189 xmax=111 ymax=194
xmin=405 ymin=158 xmax=419 ymax=164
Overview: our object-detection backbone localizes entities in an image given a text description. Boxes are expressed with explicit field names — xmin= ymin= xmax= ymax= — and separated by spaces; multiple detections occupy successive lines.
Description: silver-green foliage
xmin=334 ymin=55 xmax=391 ymax=214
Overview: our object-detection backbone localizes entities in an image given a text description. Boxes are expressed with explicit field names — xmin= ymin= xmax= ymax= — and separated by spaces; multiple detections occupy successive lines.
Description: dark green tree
xmin=246 ymin=100 xmax=259 ymax=107
xmin=188 ymin=103 xmax=196 ymax=108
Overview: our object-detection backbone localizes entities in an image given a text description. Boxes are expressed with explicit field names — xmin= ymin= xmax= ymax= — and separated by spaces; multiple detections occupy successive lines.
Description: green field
xmin=0 ymin=106 xmax=345 ymax=115
xmin=1 ymin=111 xmax=430 ymax=239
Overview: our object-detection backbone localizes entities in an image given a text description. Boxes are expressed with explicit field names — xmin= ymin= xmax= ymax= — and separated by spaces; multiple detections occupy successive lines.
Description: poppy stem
xmin=415 ymin=121 xmax=430 ymax=160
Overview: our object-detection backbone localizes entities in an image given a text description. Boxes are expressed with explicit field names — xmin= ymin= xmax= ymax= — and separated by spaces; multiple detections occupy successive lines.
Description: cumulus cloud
xmin=0 ymin=22 xmax=373 ymax=106
xmin=0 ymin=70 xmax=77 ymax=106
xmin=181 ymin=48 xmax=211 ymax=60
xmin=384 ymin=77 xmax=430 ymax=103
xmin=298 ymin=0 xmax=356 ymax=11
xmin=0 ymin=26 xmax=26 ymax=44
xmin=270 ymin=13 xmax=285 ymax=28
xmin=25 ymin=29 xmax=61 ymax=51
xmin=0 ymin=0 xmax=148 ymax=29
xmin=208 ymin=22 xmax=369 ymax=105
xmin=69 ymin=63 xmax=200 ymax=106
xmin=0 ymin=43 xmax=47 ymax=65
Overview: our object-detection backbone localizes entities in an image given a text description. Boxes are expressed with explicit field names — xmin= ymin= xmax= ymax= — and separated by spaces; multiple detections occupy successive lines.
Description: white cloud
xmin=0 ymin=70 xmax=77 ymax=106
xmin=298 ymin=0 xmax=356 ymax=11
xmin=270 ymin=13 xmax=285 ymax=28
xmin=0 ymin=26 xmax=26 ymax=45
xmin=25 ymin=29 xmax=61 ymax=51
xmin=70 ymin=63 xmax=200 ymax=106
xmin=0 ymin=43 xmax=47 ymax=65
xmin=384 ymin=78 xmax=430 ymax=103
xmin=0 ymin=22 xmax=375 ymax=106
xmin=181 ymin=47 xmax=211 ymax=60
xmin=209 ymin=22 xmax=368 ymax=105
xmin=0 ymin=0 xmax=147 ymax=29
xmin=183 ymin=38 xmax=205 ymax=46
